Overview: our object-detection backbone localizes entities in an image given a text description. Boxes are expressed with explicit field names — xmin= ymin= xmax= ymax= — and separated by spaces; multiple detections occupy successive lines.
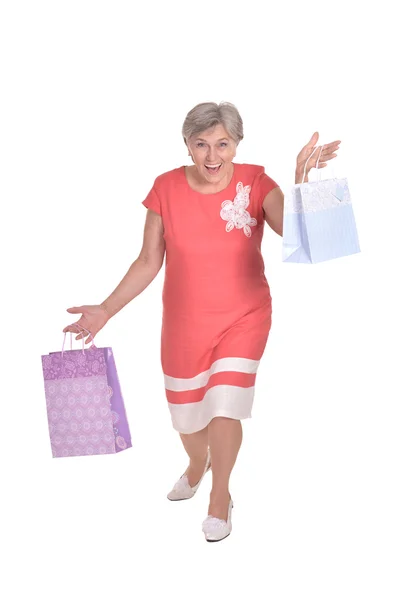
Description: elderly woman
xmin=64 ymin=102 xmax=340 ymax=542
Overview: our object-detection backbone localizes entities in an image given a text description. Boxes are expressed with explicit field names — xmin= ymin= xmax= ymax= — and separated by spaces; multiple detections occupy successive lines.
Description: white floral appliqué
xmin=220 ymin=182 xmax=257 ymax=237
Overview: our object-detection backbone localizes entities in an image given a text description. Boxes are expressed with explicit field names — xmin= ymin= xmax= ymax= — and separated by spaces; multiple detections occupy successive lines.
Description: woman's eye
xmin=197 ymin=143 xmax=205 ymax=148
xmin=220 ymin=143 xmax=228 ymax=147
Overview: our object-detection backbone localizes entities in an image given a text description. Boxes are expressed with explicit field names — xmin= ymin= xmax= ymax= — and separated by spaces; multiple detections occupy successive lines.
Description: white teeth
xmin=205 ymin=164 xmax=221 ymax=168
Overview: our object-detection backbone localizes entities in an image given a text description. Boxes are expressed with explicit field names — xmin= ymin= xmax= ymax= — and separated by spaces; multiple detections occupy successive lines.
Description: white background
xmin=1 ymin=1 xmax=398 ymax=598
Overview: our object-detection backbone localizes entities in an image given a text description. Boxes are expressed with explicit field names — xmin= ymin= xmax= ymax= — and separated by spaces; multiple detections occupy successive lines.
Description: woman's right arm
xmin=64 ymin=209 xmax=165 ymax=340
xmin=100 ymin=209 xmax=165 ymax=318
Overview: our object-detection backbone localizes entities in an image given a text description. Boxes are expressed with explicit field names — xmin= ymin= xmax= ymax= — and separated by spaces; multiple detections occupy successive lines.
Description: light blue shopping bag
xmin=282 ymin=147 xmax=360 ymax=264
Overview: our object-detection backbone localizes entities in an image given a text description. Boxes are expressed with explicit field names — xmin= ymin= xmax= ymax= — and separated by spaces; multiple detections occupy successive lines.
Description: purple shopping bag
xmin=41 ymin=331 xmax=132 ymax=458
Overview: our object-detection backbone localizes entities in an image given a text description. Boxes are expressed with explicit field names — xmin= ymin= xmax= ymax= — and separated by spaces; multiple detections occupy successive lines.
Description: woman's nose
xmin=206 ymin=147 xmax=217 ymax=161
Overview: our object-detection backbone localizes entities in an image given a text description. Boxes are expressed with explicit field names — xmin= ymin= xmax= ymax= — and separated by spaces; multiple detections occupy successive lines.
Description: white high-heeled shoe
xmin=202 ymin=498 xmax=234 ymax=542
xmin=167 ymin=449 xmax=211 ymax=501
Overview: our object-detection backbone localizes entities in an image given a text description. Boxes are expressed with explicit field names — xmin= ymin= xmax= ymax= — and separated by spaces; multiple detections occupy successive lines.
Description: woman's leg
xmin=207 ymin=416 xmax=242 ymax=520
xmin=180 ymin=425 xmax=210 ymax=487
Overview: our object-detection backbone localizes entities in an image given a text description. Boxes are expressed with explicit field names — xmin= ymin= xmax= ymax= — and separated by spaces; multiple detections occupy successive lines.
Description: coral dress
xmin=142 ymin=163 xmax=279 ymax=434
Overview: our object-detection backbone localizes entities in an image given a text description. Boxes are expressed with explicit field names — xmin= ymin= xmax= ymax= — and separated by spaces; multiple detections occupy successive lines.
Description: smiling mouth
xmin=205 ymin=164 xmax=222 ymax=174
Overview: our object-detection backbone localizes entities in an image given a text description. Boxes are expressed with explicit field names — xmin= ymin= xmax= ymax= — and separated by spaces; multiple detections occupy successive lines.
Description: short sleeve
xmin=258 ymin=169 xmax=279 ymax=200
xmin=142 ymin=183 xmax=162 ymax=216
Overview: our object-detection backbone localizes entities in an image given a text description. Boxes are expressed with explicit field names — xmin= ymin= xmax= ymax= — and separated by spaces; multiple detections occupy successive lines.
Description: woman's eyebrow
xmin=196 ymin=137 xmax=229 ymax=142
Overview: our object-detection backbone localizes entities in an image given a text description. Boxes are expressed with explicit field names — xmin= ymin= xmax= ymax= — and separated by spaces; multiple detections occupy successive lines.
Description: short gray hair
xmin=182 ymin=102 xmax=244 ymax=145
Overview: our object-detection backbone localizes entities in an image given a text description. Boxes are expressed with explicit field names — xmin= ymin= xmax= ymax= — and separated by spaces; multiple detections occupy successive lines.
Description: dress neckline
xmin=181 ymin=163 xmax=237 ymax=196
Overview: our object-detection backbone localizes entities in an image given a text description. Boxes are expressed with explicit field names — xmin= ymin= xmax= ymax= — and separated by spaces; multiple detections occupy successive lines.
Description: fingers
xmin=320 ymin=142 xmax=341 ymax=156
xmin=63 ymin=322 xmax=92 ymax=337
xmin=317 ymin=139 xmax=340 ymax=163
xmin=62 ymin=317 xmax=95 ymax=346
xmin=63 ymin=322 xmax=82 ymax=334
xmin=68 ymin=330 xmax=94 ymax=343
xmin=315 ymin=139 xmax=340 ymax=151
xmin=298 ymin=137 xmax=341 ymax=164
xmin=306 ymin=140 xmax=341 ymax=162
xmin=303 ymin=144 xmax=320 ymax=160
xmin=302 ymin=152 xmax=335 ymax=173
xmin=307 ymin=132 xmax=319 ymax=147
xmin=319 ymin=152 xmax=338 ymax=162
xmin=80 ymin=333 xmax=95 ymax=344
xmin=297 ymin=137 xmax=341 ymax=181
xmin=324 ymin=140 xmax=341 ymax=149
xmin=64 ymin=307 xmax=86 ymax=335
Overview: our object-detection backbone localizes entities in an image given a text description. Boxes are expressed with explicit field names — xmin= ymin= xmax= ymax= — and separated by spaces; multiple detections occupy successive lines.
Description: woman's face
xmin=187 ymin=124 xmax=237 ymax=184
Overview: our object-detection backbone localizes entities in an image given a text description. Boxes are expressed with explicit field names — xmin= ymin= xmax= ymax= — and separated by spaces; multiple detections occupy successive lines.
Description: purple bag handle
xmin=62 ymin=324 xmax=97 ymax=357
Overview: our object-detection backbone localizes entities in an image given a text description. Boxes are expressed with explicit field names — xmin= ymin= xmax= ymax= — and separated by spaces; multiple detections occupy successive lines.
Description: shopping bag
xmin=41 ymin=328 xmax=132 ymax=458
xmin=282 ymin=146 xmax=360 ymax=263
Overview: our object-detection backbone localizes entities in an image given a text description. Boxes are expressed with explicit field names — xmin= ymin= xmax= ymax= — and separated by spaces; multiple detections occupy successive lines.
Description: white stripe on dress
xmin=164 ymin=357 xmax=260 ymax=392
xmin=167 ymin=384 xmax=255 ymax=434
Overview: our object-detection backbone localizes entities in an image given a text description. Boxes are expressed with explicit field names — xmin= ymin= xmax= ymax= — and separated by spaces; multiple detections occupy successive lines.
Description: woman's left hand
xmin=295 ymin=132 xmax=341 ymax=183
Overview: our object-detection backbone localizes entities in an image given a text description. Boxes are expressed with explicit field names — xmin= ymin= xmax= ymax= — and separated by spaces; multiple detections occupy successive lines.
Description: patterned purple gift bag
xmin=41 ymin=329 xmax=132 ymax=458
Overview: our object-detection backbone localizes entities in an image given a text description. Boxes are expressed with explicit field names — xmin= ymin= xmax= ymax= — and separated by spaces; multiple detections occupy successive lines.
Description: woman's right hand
xmin=63 ymin=304 xmax=110 ymax=344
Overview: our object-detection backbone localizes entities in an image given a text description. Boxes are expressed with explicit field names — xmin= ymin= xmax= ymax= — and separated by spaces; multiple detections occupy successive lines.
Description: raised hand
xmin=296 ymin=132 xmax=341 ymax=183
xmin=63 ymin=304 xmax=110 ymax=344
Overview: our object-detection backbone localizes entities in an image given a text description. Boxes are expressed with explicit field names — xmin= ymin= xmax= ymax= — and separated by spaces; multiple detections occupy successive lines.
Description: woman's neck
xmin=185 ymin=163 xmax=234 ymax=194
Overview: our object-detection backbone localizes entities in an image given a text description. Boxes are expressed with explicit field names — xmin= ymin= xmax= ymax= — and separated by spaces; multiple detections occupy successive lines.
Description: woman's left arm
xmin=262 ymin=187 xmax=284 ymax=237
xmin=262 ymin=132 xmax=341 ymax=237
